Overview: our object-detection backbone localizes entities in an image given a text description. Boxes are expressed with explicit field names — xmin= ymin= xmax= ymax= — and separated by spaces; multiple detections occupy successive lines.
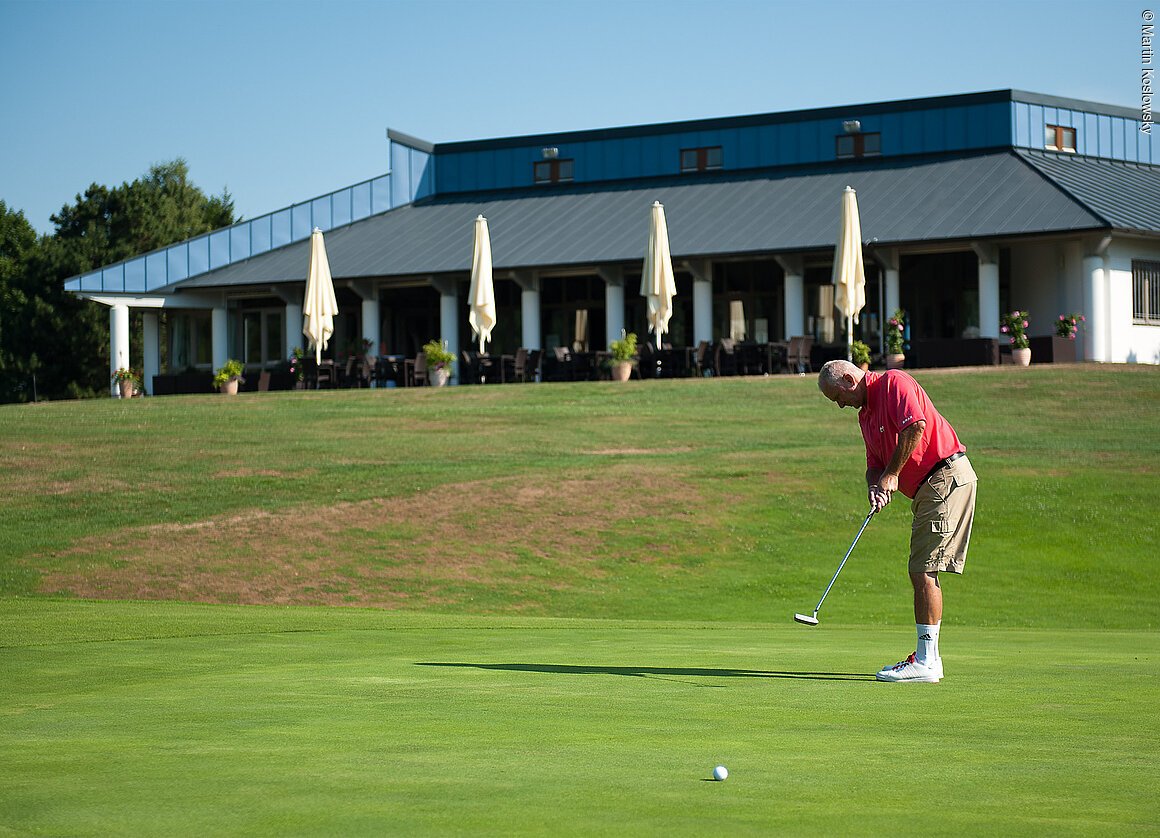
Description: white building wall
xmin=1010 ymin=240 xmax=1086 ymax=339
xmin=1107 ymin=240 xmax=1160 ymax=364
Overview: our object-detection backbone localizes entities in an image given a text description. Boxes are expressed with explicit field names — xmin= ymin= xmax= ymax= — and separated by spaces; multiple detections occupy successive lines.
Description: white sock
xmin=916 ymin=623 xmax=940 ymax=665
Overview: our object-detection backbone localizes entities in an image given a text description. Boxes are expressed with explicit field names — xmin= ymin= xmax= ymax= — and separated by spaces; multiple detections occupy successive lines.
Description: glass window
xmin=836 ymin=133 xmax=880 ymax=159
xmin=1133 ymin=260 xmax=1160 ymax=323
xmin=534 ymin=159 xmax=574 ymax=184
xmin=194 ymin=316 xmax=212 ymax=366
xmin=1046 ymin=124 xmax=1077 ymax=152
xmin=680 ymin=147 xmax=723 ymax=172
xmin=266 ymin=312 xmax=283 ymax=363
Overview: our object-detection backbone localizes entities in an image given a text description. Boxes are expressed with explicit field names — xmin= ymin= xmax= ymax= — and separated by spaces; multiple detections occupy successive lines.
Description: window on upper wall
xmin=534 ymin=159 xmax=574 ymax=185
xmin=836 ymin=132 xmax=881 ymax=159
xmin=1045 ymin=124 xmax=1077 ymax=152
xmin=680 ymin=146 xmax=723 ymax=173
xmin=1133 ymin=260 xmax=1160 ymax=324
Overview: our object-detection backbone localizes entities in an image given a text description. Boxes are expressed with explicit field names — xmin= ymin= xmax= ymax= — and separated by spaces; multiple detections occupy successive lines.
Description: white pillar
xmin=110 ymin=303 xmax=130 ymax=396
xmin=973 ymin=243 xmax=1000 ymax=339
xmin=361 ymin=298 xmax=380 ymax=354
xmin=211 ymin=305 xmax=228 ymax=372
xmin=693 ymin=278 xmax=712 ymax=344
xmin=683 ymin=259 xmax=713 ymax=344
xmin=1083 ymin=254 xmax=1107 ymax=362
xmin=884 ymin=267 xmax=900 ymax=322
xmin=514 ymin=271 xmax=541 ymax=350
xmin=434 ymin=280 xmax=459 ymax=383
xmin=777 ymin=255 xmax=805 ymax=339
xmin=142 ymin=312 xmax=160 ymax=396
xmin=978 ymin=262 xmax=999 ymax=339
xmin=285 ymin=303 xmax=302 ymax=357
xmin=599 ymin=267 xmax=625 ymax=347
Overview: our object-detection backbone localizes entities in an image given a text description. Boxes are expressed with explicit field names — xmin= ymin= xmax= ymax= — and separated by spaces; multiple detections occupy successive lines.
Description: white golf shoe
xmin=876 ymin=653 xmax=942 ymax=683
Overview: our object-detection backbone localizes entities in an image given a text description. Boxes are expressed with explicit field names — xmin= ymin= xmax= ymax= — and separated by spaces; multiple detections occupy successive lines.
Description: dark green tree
xmin=0 ymin=160 xmax=236 ymax=402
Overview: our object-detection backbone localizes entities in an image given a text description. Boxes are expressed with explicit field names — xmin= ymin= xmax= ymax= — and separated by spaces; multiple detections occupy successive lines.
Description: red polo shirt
xmin=858 ymin=370 xmax=964 ymax=499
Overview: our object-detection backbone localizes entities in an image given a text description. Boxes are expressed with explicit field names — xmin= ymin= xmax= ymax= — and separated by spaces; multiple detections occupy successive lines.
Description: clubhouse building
xmin=64 ymin=89 xmax=1160 ymax=392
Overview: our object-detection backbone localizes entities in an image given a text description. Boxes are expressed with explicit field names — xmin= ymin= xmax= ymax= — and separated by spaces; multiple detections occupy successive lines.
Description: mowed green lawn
xmin=1 ymin=366 xmax=1158 ymax=834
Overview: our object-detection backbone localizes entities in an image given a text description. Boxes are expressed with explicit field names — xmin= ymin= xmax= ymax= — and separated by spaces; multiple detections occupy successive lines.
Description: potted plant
xmin=422 ymin=339 xmax=455 ymax=386
xmin=1000 ymin=310 xmax=1031 ymax=366
xmin=111 ymin=367 xmax=139 ymax=399
xmin=608 ymin=331 xmax=638 ymax=382
xmin=885 ymin=310 xmax=906 ymax=369
xmin=851 ymin=340 xmax=872 ymax=371
xmin=213 ymin=359 xmax=246 ymax=394
xmin=1053 ymin=312 xmax=1085 ymax=363
xmin=288 ymin=347 xmax=306 ymax=388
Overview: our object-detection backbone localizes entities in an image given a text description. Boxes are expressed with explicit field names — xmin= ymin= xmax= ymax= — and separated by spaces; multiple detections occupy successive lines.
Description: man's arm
xmin=871 ymin=420 xmax=926 ymax=509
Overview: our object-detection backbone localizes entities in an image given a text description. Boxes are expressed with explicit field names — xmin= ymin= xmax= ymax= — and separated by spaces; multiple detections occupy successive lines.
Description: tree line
xmin=0 ymin=159 xmax=235 ymax=402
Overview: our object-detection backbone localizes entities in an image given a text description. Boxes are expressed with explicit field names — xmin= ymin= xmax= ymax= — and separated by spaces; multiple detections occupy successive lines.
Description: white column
xmin=110 ymin=303 xmax=130 ymax=396
xmin=514 ymin=271 xmax=541 ymax=350
xmin=973 ymin=243 xmax=999 ymax=339
xmin=776 ymin=255 xmax=804 ymax=339
xmin=884 ymin=267 xmax=900 ymax=322
xmin=599 ymin=267 xmax=625 ymax=347
xmin=682 ymin=259 xmax=713 ymax=344
xmin=285 ymin=303 xmax=302 ymax=357
xmin=142 ymin=312 xmax=160 ymax=396
xmin=361 ymin=298 xmax=380 ymax=353
xmin=435 ymin=281 xmax=459 ymax=383
xmin=1082 ymin=254 xmax=1107 ymax=362
xmin=211 ymin=305 xmax=228 ymax=372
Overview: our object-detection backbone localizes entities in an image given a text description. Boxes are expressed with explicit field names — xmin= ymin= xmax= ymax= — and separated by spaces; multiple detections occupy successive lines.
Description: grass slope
xmin=1 ymin=601 xmax=1156 ymax=836
xmin=1 ymin=366 xmax=1157 ymax=628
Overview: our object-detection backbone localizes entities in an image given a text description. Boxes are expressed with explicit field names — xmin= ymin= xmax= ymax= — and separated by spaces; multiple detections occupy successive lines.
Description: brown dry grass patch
xmin=36 ymin=462 xmax=721 ymax=609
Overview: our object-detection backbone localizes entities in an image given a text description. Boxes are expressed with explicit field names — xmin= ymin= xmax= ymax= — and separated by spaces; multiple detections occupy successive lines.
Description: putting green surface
xmin=3 ymin=601 xmax=1156 ymax=836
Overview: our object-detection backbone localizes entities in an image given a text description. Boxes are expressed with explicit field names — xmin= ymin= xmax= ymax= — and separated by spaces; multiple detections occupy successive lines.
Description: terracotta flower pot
xmin=611 ymin=361 xmax=633 ymax=382
xmin=886 ymin=353 xmax=905 ymax=370
xmin=118 ymin=379 xmax=134 ymax=399
xmin=220 ymin=378 xmax=240 ymax=395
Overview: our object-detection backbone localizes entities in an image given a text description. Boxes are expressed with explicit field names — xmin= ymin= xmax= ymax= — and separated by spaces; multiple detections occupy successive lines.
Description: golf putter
xmin=794 ymin=510 xmax=875 ymax=626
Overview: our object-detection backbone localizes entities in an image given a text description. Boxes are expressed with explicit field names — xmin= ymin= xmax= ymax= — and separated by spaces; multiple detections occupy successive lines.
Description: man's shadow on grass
xmin=417 ymin=663 xmax=875 ymax=685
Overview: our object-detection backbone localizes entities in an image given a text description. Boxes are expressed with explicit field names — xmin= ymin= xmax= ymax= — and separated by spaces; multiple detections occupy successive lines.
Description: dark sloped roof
xmin=1017 ymin=149 xmax=1160 ymax=234
xmin=172 ymin=151 xmax=1110 ymax=290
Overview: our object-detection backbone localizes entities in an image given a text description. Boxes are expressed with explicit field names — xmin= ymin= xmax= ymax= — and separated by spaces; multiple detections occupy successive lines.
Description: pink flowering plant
xmin=1000 ymin=310 xmax=1030 ymax=349
xmin=1055 ymin=312 xmax=1085 ymax=339
xmin=288 ymin=347 xmax=305 ymax=382
xmin=886 ymin=310 xmax=905 ymax=354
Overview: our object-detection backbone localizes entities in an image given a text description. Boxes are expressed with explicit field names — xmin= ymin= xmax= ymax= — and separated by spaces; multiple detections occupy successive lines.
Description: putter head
xmin=793 ymin=613 xmax=819 ymax=626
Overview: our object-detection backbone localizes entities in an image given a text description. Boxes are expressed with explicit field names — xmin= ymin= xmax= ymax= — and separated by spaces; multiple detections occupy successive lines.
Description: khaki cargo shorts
xmin=909 ymin=455 xmax=977 ymax=574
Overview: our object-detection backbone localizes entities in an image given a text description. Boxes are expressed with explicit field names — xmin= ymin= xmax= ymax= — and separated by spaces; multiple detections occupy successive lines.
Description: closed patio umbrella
xmin=468 ymin=214 xmax=496 ymax=353
xmin=832 ymin=186 xmax=867 ymax=362
xmin=640 ymin=201 xmax=676 ymax=349
xmin=303 ymin=227 xmax=339 ymax=364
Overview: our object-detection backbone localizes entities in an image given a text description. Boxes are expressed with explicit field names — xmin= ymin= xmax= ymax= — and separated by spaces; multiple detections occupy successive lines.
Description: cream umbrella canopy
xmin=303 ymin=227 xmax=339 ymax=364
xmin=832 ymin=186 xmax=867 ymax=362
xmin=640 ymin=201 xmax=677 ymax=349
xmin=468 ymin=214 xmax=496 ymax=353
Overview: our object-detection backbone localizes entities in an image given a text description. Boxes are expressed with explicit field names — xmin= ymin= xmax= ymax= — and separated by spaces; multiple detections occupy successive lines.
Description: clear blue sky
xmin=0 ymin=0 xmax=1147 ymax=235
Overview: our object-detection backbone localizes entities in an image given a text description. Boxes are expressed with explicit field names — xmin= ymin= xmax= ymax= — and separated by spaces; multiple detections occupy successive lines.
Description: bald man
xmin=817 ymin=360 xmax=977 ymax=683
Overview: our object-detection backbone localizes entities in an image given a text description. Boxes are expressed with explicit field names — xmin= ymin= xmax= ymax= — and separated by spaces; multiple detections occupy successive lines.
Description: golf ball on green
xmin=713 ymin=765 xmax=728 ymax=781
